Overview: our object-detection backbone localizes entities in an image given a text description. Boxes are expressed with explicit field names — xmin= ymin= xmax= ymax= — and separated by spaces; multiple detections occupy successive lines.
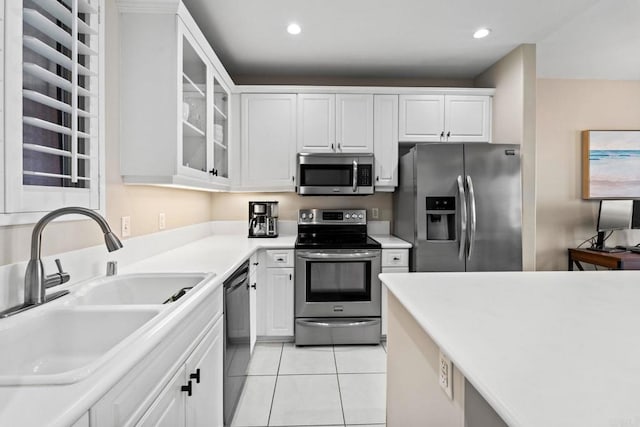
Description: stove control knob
xmin=358 ymin=214 xmax=364 ymax=219
xmin=309 ymin=213 xmax=314 ymax=219
xmin=301 ymin=213 xmax=307 ymax=219
xmin=345 ymin=214 xmax=350 ymax=219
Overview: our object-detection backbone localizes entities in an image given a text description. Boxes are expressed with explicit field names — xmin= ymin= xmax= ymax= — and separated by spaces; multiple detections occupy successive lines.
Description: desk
xmin=568 ymin=248 xmax=640 ymax=270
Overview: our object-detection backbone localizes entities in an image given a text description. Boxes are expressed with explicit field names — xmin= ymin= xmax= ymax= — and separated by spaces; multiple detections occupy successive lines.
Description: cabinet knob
xmin=251 ymin=283 xmax=257 ymax=289
xmin=181 ymin=380 xmax=193 ymax=396
xmin=190 ymin=368 xmax=201 ymax=384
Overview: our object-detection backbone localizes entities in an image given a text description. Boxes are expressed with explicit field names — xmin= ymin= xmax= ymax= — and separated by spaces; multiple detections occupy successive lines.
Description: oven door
xmin=295 ymin=249 xmax=381 ymax=318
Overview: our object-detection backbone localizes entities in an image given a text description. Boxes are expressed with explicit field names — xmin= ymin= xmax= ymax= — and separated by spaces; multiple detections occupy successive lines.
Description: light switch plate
xmin=439 ymin=350 xmax=453 ymax=400
xmin=372 ymin=207 xmax=379 ymax=219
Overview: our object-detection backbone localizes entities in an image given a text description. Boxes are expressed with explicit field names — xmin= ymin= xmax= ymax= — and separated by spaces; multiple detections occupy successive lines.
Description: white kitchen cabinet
xmin=241 ymin=94 xmax=297 ymax=191
xmin=373 ymin=95 xmax=399 ymax=190
xmin=399 ymin=94 xmax=491 ymax=143
xmin=381 ymin=249 xmax=409 ymax=337
xmin=136 ymin=367 xmax=187 ymax=427
xmin=249 ymin=253 xmax=259 ymax=352
xmin=136 ymin=317 xmax=224 ymax=427
xmin=297 ymin=94 xmax=373 ymax=153
xmin=118 ymin=2 xmax=233 ymax=191
xmin=265 ymin=268 xmax=295 ymax=336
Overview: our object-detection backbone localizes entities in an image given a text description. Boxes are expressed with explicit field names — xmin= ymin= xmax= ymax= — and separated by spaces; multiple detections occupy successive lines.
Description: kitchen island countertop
xmin=380 ymin=270 xmax=640 ymax=427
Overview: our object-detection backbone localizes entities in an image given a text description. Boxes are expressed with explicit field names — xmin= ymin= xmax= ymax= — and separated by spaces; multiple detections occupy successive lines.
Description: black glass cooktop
xmin=295 ymin=234 xmax=381 ymax=250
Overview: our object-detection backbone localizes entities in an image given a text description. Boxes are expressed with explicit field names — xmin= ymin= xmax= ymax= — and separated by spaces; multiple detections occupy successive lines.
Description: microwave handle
xmin=353 ymin=160 xmax=358 ymax=192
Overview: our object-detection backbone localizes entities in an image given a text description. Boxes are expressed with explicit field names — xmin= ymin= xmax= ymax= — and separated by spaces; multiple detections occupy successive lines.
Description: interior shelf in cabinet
xmin=213 ymin=104 xmax=227 ymax=120
xmin=213 ymin=139 xmax=227 ymax=150
xmin=182 ymin=73 xmax=205 ymax=98
xmin=182 ymin=119 xmax=205 ymax=137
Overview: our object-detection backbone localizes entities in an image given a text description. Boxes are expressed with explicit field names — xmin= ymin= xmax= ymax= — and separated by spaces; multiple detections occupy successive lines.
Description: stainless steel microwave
xmin=297 ymin=153 xmax=374 ymax=195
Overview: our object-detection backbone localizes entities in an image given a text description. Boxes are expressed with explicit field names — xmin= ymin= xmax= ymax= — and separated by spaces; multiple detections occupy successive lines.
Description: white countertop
xmin=379 ymin=271 xmax=640 ymax=427
xmin=370 ymin=234 xmax=412 ymax=249
xmin=0 ymin=232 xmax=404 ymax=426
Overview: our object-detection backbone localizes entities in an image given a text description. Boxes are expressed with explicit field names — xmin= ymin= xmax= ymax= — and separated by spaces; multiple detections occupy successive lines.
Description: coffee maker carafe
xmin=249 ymin=201 xmax=279 ymax=238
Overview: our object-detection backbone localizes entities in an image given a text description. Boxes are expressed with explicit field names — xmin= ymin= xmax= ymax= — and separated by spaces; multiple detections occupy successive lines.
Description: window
xmin=2 ymin=0 xmax=103 ymax=224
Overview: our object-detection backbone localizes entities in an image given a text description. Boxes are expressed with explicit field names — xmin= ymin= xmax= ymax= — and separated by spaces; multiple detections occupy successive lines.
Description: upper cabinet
xmin=373 ymin=95 xmax=399 ymax=190
xmin=118 ymin=1 xmax=233 ymax=191
xmin=297 ymin=94 xmax=373 ymax=153
xmin=399 ymin=94 xmax=491 ymax=143
xmin=241 ymin=94 xmax=297 ymax=191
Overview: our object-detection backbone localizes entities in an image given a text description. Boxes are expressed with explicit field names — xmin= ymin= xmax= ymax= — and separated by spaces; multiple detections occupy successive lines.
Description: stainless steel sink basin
xmin=72 ymin=273 xmax=209 ymax=305
xmin=0 ymin=307 xmax=161 ymax=385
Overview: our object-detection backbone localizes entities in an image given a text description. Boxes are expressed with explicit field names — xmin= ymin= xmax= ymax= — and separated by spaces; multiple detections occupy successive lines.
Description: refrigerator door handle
xmin=466 ymin=175 xmax=477 ymax=260
xmin=456 ymin=175 xmax=467 ymax=260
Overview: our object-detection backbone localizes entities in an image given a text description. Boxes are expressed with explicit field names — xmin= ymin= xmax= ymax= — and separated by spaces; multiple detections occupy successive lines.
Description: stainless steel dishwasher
xmin=223 ymin=260 xmax=250 ymax=426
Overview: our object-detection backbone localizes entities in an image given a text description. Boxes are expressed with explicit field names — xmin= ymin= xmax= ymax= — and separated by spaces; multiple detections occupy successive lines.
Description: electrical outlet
xmin=158 ymin=213 xmax=166 ymax=230
xmin=121 ymin=216 xmax=131 ymax=238
xmin=439 ymin=350 xmax=453 ymax=399
xmin=372 ymin=207 xmax=379 ymax=219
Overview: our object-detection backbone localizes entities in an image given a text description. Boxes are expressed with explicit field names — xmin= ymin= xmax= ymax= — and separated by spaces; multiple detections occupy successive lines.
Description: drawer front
xmin=266 ymin=250 xmax=294 ymax=268
xmin=382 ymin=249 xmax=408 ymax=267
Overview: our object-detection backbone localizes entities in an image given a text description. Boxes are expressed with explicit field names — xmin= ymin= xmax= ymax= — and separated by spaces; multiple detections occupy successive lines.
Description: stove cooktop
xmin=295 ymin=235 xmax=381 ymax=250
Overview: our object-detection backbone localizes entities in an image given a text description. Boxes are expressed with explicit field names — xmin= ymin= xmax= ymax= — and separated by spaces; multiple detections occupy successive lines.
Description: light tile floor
xmin=231 ymin=342 xmax=387 ymax=427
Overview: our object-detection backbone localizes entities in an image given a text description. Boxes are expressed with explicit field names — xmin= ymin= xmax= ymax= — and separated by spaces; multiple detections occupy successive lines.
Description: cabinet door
xmin=373 ymin=95 xmax=398 ymax=189
xmin=136 ymin=366 xmax=187 ymax=427
xmin=185 ymin=317 xmax=224 ymax=427
xmin=179 ymin=23 xmax=212 ymax=180
xmin=380 ymin=266 xmax=409 ymax=337
xmin=398 ymin=95 xmax=445 ymax=142
xmin=212 ymin=75 xmax=230 ymax=180
xmin=336 ymin=94 xmax=373 ymax=152
xmin=297 ymin=94 xmax=335 ymax=153
xmin=249 ymin=254 xmax=258 ymax=353
xmin=241 ymin=94 xmax=297 ymax=190
xmin=444 ymin=95 xmax=491 ymax=142
xmin=265 ymin=268 xmax=294 ymax=336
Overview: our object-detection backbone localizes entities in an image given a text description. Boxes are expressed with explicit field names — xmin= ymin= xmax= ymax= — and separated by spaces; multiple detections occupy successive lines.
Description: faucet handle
xmin=45 ymin=259 xmax=70 ymax=288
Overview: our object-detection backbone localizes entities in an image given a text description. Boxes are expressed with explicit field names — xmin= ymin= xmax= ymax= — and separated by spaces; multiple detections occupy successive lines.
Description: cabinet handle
xmin=181 ymin=380 xmax=193 ymax=396
xmin=292 ymin=176 xmax=295 ymax=182
xmin=376 ymin=176 xmax=379 ymax=182
xmin=251 ymin=283 xmax=257 ymax=289
xmin=337 ymin=143 xmax=341 ymax=150
xmin=209 ymin=169 xmax=218 ymax=176
xmin=253 ymin=262 xmax=259 ymax=266
xmin=393 ymin=257 xmax=400 ymax=261
xmin=190 ymin=369 xmax=201 ymax=384
xmin=276 ymin=257 xmax=284 ymax=262
xmin=331 ymin=143 xmax=334 ymax=150
xmin=440 ymin=131 xmax=444 ymax=138
xmin=446 ymin=131 xmax=451 ymax=138
xmin=289 ymin=274 xmax=292 ymax=280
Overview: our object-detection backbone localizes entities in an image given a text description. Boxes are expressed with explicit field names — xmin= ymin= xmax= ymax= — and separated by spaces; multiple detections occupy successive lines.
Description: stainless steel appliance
xmin=295 ymin=209 xmax=382 ymax=345
xmin=297 ymin=153 xmax=374 ymax=195
xmin=394 ymin=144 xmax=522 ymax=272
xmin=248 ymin=201 xmax=279 ymax=238
xmin=223 ymin=261 xmax=250 ymax=425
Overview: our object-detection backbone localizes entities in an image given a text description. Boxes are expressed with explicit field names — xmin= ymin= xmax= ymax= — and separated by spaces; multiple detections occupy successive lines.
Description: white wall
xmin=536 ymin=79 xmax=640 ymax=270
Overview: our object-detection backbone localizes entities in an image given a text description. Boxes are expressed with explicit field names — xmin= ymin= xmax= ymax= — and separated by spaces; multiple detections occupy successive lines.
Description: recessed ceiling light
xmin=287 ymin=23 xmax=302 ymax=35
xmin=473 ymin=28 xmax=491 ymax=39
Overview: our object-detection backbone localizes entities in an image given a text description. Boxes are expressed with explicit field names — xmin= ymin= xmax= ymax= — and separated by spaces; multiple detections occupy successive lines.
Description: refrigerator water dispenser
xmin=425 ymin=197 xmax=456 ymax=241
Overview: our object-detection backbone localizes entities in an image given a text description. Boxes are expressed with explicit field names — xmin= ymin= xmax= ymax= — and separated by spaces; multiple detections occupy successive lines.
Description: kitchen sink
xmin=0 ymin=307 xmax=161 ymax=385
xmin=72 ymin=273 xmax=210 ymax=305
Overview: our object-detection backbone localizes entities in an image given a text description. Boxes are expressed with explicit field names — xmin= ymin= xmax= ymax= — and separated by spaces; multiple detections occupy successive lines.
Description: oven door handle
xmin=296 ymin=319 xmax=379 ymax=328
xmin=297 ymin=252 xmax=378 ymax=260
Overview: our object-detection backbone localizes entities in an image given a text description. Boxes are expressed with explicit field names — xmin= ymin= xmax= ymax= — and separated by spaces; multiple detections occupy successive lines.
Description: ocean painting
xmin=583 ymin=130 xmax=640 ymax=199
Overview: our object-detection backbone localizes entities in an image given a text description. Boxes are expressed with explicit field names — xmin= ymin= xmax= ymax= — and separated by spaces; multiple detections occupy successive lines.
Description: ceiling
xmin=182 ymin=0 xmax=640 ymax=83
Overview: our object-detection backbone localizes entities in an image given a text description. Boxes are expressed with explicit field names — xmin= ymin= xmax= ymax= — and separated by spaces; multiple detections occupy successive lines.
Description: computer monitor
xmin=632 ymin=200 xmax=640 ymax=229
xmin=594 ymin=200 xmax=633 ymax=251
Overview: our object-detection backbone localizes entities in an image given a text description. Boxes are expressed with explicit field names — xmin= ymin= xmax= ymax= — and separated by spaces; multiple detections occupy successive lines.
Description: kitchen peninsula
xmin=380 ymin=271 xmax=640 ymax=427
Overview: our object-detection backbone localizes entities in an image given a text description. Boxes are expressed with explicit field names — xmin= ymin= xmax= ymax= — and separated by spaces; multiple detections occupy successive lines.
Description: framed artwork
xmin=582 ymin=130 xmax=640 ymax=199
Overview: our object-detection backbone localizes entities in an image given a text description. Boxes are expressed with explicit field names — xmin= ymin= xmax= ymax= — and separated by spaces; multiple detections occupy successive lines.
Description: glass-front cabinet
xmin=118 ymin=3 xmax=231 ymax=192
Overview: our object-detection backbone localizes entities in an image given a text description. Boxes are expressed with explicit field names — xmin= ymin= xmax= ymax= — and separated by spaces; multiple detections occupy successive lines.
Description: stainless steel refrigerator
xmin=394 ymin=144 xmax=522 ymax=272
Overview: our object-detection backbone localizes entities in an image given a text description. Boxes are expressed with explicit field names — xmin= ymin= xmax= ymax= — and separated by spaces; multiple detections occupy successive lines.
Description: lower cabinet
xmin=256 ymin=250 xmax=295 ymax=339
xmin=249 ymin=252 xmax=258 ymax=353
xmin=381 ymin=249 xmax=410 ymax=337
xmin=136 ymin=317 xmax=224 ymax=427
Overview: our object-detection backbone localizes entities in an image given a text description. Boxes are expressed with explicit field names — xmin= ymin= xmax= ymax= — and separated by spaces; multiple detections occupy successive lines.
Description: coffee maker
xmin=248 ymin=201 xmax=279 ymax=238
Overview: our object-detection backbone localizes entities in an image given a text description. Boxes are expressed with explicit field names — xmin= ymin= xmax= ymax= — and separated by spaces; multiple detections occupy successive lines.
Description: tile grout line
xmin=333 ymin=345 xmax=347 ymax=427
xmin=266 ymin=342 xmax=284 ymax=427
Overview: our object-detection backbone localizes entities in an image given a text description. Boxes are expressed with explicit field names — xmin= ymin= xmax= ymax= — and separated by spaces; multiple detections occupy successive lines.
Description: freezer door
xmin=414 ymin=144 xmax=465 ymax=272
xmin=464 ymin=144 xmax=522 ymax=271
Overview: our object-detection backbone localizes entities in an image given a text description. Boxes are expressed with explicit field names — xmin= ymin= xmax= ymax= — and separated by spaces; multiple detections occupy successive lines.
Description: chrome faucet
xmin=0 ymin=207 xmax=123 ymax=318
